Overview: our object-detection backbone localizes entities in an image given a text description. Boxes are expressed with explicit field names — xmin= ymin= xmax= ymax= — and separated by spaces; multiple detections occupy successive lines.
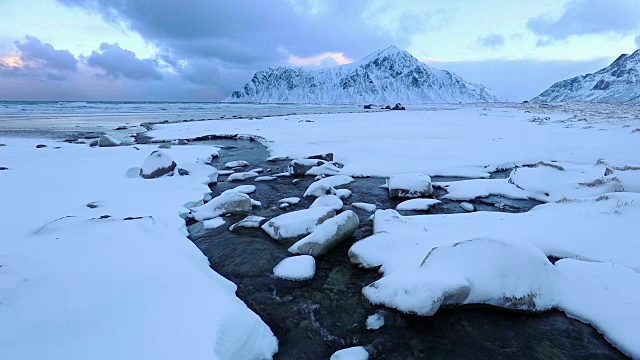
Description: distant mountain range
xmin=226 ymin=46 xmax=504 ymax=104
xmin=534 ymin=49 xmax=640 ymax=104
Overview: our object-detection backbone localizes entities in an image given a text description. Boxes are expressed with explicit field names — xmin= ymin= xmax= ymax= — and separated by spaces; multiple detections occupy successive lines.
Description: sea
xmin=0 ymin=101 xmax=373 ymax=139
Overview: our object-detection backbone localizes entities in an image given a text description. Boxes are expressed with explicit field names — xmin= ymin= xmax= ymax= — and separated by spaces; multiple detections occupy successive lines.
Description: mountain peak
xmin=361 ymin=45 xmax=411 ymax=63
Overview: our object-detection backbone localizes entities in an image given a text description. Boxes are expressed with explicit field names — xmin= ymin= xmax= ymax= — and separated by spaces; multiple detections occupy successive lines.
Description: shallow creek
xmin=186 ymin=138 xmax=625 ymax=360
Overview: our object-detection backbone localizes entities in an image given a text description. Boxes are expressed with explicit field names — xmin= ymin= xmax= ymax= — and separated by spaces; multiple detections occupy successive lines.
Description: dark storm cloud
xmin=56 ymin=0 xmax=404 ymax=64
xmin=527 ymin=0 xmax=640 ymax=45
xmin=0 ymin=36 xmax=78 ymax=81
xmin=86 ymin=43 xmax=162 ymax=80
xmin=477 ymin=33 xmax=505 ymax=49
xmin=427 ymin=57 xmax=611 ymax=101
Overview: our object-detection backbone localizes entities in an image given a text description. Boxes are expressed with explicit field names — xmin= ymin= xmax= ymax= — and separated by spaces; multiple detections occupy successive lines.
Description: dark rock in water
xmin=89 ymin=140 xmax=99 ymax=147
xmin=364 ymin=104 xmax=373 ymax=109
xmin=140 ymin=150 xmax=177 ymax=179
xmin=36 ymin=144 xmax=47 ymax=148
xmin=384 ymin=105 xmax=391 ymax=109
xmin=114 ymin=126 xmax=128 ymax=130
xmin=0 ymin=166 xmax=9 ymax=170
xmin=306 ymin=153 xmax=334 ymax=162
xmin=288 ymin=159 xmax=326 ymax=176
xmin=177 ymin=168 xmax=190 ymax=176
xmin=392 ymin=103 xmax=405 ymax=110
xmin=232 ymin=167 xmax=246 ymax=173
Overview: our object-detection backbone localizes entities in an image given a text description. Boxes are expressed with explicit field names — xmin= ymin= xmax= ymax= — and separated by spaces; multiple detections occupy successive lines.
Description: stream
xmin=186 ymin=138 xmax=626 ymax=360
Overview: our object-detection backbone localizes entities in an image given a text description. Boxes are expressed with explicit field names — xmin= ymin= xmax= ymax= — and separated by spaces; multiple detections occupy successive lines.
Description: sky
xmin=1 ymin=0 xmax=639 ymax=102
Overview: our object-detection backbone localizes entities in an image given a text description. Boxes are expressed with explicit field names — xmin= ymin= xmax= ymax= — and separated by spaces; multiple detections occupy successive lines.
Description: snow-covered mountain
xmin=533 ymin=49 xmax=640 ymax=104
xmin=226 ymin=46 xmax=504 ymax=104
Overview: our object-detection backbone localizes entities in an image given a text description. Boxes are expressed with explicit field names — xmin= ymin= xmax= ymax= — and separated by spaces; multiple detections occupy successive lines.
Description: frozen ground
xmin=0 ymin=138 xmax=278 ymax=359
xmin=148 ymin=103 xmax=640 ymax=358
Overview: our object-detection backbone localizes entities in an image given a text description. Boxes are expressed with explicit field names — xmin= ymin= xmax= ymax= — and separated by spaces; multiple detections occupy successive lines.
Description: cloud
xmin=426 ymin=57 xmax=611 ymax=101
xmin=636 ymin=35 xmax=640 ymax=49
xmin=0 ymin=36 xmax=78 ymax=81
xmin=528 ymin=0 xmax=640 ymax=44
xmin=477 ymin=34 xmax=505 ymax=49
xmin=86 ymin=43 xmax=162 ymax=80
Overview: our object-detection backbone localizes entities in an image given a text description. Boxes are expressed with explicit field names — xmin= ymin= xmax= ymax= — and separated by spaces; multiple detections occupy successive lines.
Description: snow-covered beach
xmin=1 ymin=102 xmax=639 ymax=359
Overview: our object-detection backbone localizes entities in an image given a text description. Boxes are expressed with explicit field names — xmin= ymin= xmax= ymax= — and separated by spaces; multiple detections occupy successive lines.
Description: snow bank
xmin=434 ymin=178 xmax=528 ymax=200
xmin=396 ymin=198 xmax=440 ymax=211
xmin=0 ymin=138 xmax=278 ymax=359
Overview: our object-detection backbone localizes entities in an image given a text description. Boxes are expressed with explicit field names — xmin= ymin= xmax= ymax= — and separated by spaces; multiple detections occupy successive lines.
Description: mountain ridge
xmin=533 ymin=49 xmax=640 ymax=104
xmin=225 ymin=46 xmax=504 ymax=104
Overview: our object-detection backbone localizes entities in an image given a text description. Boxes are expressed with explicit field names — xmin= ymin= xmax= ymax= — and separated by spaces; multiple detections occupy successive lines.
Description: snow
xmin=330 ymin=346 xmax=369 ymax=360
xmin=272 ymin=255 xmax=316 ymax=281
xmin=279 ymin=197 xmax=301 ymax=205
xmin=366 ymin=313 xmax=385 ymax=330
xmin=226 ymin=171 xmax=259 ymax=181
xmin=395 ymin=198 xmax=441 ymax=211
xmin=434 ymin=179 xmax=529 ymax=200
xmin=387 ymin=173 xmax=433 ymax=198
xmin=224 ymin=160 xmax=249 ymax=168
xmin=310 ymin=195 xmax=344 ymax=211
xmin=352 ymin=202 xmax=377 ymax=212
xmin=255 ymin=175 xmax=277 ymax=181
xmin=261 ymin=206 xmax=336 ymax=242
xmin=335 ymin=188 xmax=352 ymax=199
xmin=203 ymin=217 xmax=226 ymax=229
xmin=304 ymin=175 xmax=354 ymax=197
xmin=0 ymin=138 xmax=277 ymax=359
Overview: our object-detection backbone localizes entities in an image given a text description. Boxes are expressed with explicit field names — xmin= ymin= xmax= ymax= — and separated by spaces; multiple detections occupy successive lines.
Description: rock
xmin=289 ymin=210 xmax=359 ymax=257
xmin=396 ymin=198 xmax=441 ymax=211
xmin=36 ymin=144 xmax=47 ymax=148
xmin=222 ymin=185 xmax=256 ymax=195
xmin=391 ymin=103 xmax=406 ymax=110
xmin=310 ymin=195 xmax=343 ymax=211
xmin=352 ymin=202 xmax=377 ymax=212
xmin=304 ymin=175 xmax=354 ymax=197
xmin=335 ymin=188 xmax=352 ymax=199
xmin=261 ymin=207 xmax=336 ymax=243
xmin=384 ymin=105 xmax=391 ymax=110
xmin=177 ymin=168 xmax=189 ymax=176
xmin=97 ymin=135 xmax=121 ymax=147
xmin=0 ymin=143 xmax=6 ymax=147
xmin=157 ymin=143 xmax=171 ymax=149
xmin=366 ymin=313 xmax=385 ymax=330
xmin=306 ymin=153 xmax=334 ymax=162
xmin=224 ymin=160 xmax=249 ymax=168
xmin=305 ymin=162 xmax=341 ymax=176
xmin=226 ymin=172 xmax=260 ymax=181
xmin=170 ymin=139 xmax=188 ymax=145
xmin=190 ymin=192 xmax=253 ymax=221
xmin=250 ymin=167 xmax=264 ymax=173
xmin=272 ymin=255 xmax=316 ymax=281
xmin=274 ymin=172 xmax=292 ymax=177
xmin=202 ymin=217 xmax=226 ymax=229
xmin=229 ymin=215 xmax=267 ymax=232
xmin=279 ymin=197 xmax=301 ymax=205
xmin=287 ymin=158 xmax=326 ymax=176
xmin=255 ymin=176 xmax=277 ymax=182
xmin=364 ymin=104 xmax=373 ymax=109
xmin=89 ymin=140 xmax=99 ymax=147
xmin=460 ymin=202 xmax=475 ymax=212
xmin=114 ymin=126 xmax=128 ymax=130
xmin=0 ymin=166 xmax=8 ymax=171
xmin=139 ymin=151 xmax=177 ymax=179
xmin=330 ymin=346 xmax=369 ymax=360
xmin=387 ymin=173 xmax=433 ymax=198
xmin=218 ymin=170 xmax=234 ymax=176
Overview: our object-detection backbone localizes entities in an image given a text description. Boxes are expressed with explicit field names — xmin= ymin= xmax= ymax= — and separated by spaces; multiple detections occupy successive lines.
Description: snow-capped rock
xmin=288 ymin=210 xmax=360 ymax=257
xmin=139 ymin=150 xmax=177 ymax=179
xmin=533 ymin=49 xmax=640 ymax=103
xmin=261 ymin=207 xmax=336 ymax=242
xmin=387 ymin=173 xmax=433 ymax=198
xmin=227 ymin=46 xmax=503 ymax=104
xmin=272 ymin=255 xmax=316 ymax=281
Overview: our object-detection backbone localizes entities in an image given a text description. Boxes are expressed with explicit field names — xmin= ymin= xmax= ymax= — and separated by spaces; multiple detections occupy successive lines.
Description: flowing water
xmin=186 ymin=138 xmax=626 ymax=360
